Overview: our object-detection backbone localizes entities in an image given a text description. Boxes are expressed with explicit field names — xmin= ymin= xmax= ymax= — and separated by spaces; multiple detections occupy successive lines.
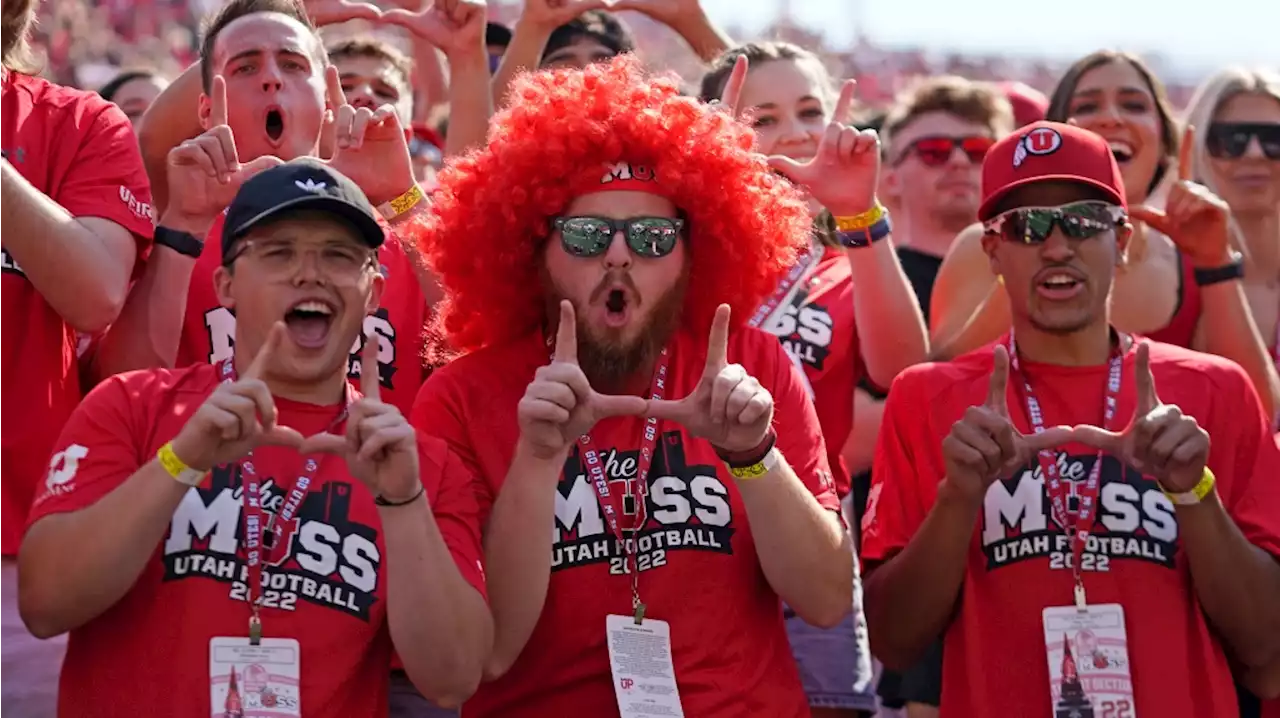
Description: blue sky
xmin=701 ymin=0 xmax=1279 ymax=77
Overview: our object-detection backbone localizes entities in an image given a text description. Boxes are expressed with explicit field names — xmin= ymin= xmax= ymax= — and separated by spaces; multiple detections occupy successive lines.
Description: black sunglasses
xmin=983 ymin=201 xmax=1125 ymax=245
xmin=1206 ymin=122 xmax=1280 ymax=160
xmin=552 ymin=216 xmax=684 ymax=258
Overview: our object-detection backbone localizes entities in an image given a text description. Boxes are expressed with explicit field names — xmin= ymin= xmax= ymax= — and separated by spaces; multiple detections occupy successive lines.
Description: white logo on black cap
xmin=296 ymin=178 xmax=328 ymax=193
xmin=1013 ymin=127 xmax=1063 ymax=168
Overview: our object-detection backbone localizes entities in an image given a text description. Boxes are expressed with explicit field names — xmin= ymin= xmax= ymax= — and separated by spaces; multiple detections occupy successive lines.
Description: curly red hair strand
xmin=424 ymin=55 xmax=811 ymax=354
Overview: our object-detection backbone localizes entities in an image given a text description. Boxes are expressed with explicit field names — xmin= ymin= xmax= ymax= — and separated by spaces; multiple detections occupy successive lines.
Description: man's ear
xmin=980 ymin=229 xmax=1002 ymax=277
xmin=365 ymin=270 xmax=385 ymax=316
xmin=197 ymin=93 xmax=212 ymax=131
xmin=213 ymin=264 xmax=235 ymax=310
xmin=881 ymin=166 xmax=902 ymax=206
xmin=1114 ymin=221 xmax=1134 ymax=270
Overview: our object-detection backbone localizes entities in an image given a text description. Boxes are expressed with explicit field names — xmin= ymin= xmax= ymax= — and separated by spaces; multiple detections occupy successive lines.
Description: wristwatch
xmin=1193 ymin=252 xmax=1244 ymax=286
xmin=154 ymin=225 xmax=205 ymax=259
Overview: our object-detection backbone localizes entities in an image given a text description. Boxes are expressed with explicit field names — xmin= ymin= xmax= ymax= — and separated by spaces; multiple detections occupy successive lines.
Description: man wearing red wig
xmin=411 ymin=55 xmax=884 ymax=717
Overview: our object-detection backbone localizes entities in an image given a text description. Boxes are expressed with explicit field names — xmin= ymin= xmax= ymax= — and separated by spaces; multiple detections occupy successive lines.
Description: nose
xmin=1039 ymin=229 xmax=1078 ymax=262
xmin=347 ymin=83 xmax=377 ymax=110
xmin=289 ymin=249 xmax=327 ymax=285
xmin=260 ymin=59 xmax=284 ymax=92
xmin=602 ymin=229 xmax=632 ymax=270
xmin=1241 ymin=135 xmax=1268 ymax=160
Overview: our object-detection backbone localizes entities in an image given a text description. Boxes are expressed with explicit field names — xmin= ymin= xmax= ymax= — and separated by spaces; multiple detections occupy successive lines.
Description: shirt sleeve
xmin=417 ymin=431 xmax=488 ymax=601
xmin=54 ymin=102 xmax=155 ymax=267
xmin=26 ymin=373 xmax=147 ymax=527
xmin=1212 ymin=365 xmax=1280 ymax=560
xmin=861 ymin=371 xmax=934 ymax=562
xmin=410 ymin=371 xmax=497 ymax=526
xmin=759 ymin=332 xmax=841 ymax=513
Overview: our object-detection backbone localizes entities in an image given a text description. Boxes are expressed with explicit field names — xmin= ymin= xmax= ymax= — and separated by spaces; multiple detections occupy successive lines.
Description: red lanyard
xmin=218 ymin=358 xmax=350 ymax=644
xmin=1007 ymin=332 xmax=1123 ymax=609
xmin=553 ymin=343 xmax=670 ymax=623
xmin=749 ymin=245 xmax=820 ymax=329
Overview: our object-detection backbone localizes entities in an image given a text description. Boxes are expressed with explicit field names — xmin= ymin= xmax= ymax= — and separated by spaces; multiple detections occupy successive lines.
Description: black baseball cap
xmin=222 ymin=158 xmax=385 ymax=261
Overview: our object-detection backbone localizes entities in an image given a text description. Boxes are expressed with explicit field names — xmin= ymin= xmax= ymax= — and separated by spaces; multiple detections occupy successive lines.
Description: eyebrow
xmin=752 ymin=95 xmax=822 ymax=110
xmin=225 ymin=46 xmax=311 ymax=66
xmin=1073 ymin=86 xmax=1151 ymax=97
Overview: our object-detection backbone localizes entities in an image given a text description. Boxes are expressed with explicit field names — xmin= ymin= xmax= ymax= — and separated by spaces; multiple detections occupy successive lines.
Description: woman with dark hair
xmin=701 ymin=42 xmax=929 ymax=718
xmin=97 ymin=69 xmax=168 ymax=126
xmin=929 ymin=50 xmax=1279 ymax=417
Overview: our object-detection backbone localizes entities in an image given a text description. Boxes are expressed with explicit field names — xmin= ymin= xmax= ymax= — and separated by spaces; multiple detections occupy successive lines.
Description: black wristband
xmin=154 ymin=225 xmax=205 ymax=259
xmin=714 ymin=430 xmax=778 ymax=469
xmin=1193 ymin=252 xmax=1244 ymax=286
xmin=375 ymin=484 xmax=425 ymax=507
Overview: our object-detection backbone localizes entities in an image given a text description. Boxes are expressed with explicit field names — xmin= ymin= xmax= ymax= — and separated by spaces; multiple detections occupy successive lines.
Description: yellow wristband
xmin=1162 ymin=467 xmax=1215 ymax=505
xmin=728 ymin=447 xmax=780 ymax=481
xmin=377 ymin=184 xmax=425 ymax=220
xmin=833 ymin=203 xmax=886 ymax=232
xmin=157 ymin=442 xmax=205 ymax=487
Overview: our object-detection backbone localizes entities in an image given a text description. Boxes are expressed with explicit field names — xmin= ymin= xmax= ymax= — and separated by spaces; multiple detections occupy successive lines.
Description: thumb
xmin=234 ymin=155 xmax=284 ymax=184
xmin=298 ymin=432 xmax=349 ymax=456
xmin=1129 ymin=205 xmax=1172 ymax=235
xmin=1069 ymin=424 xmax=1126 ymax=454
xmin=766 ymin=155 xmax=806 ymax=182
xmin=257 ymin=425 xmax=305 ymax=449
xmin=592 ymin=393 xmax=649 ymax=418
xmin=644 ymin=398 xmax=689 ymax=423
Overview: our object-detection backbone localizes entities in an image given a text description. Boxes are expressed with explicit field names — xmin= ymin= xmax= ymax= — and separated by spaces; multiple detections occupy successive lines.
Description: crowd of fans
xmin=3 ymin=0 xmax=1279 ymax=717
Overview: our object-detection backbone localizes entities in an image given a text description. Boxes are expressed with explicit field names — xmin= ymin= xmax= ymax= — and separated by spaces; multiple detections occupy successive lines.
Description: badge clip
xmin=633 ymin=601 xmax=646 ymax=625
xmin=1073 ymin=582 xmax=1087 ymax=613
xmin=248 ymin=615 xmax=262 ymax=645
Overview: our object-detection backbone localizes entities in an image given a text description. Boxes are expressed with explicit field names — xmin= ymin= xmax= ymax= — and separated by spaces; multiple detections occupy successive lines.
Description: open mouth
xmin=603 ymin=288 xmax=631 ymax=328
xmin=1107 ymin=141 xmax=1134 ymax=164
xmin=283 ymin=299 xmax=335 ymax=349
xmin=1035 ymin=270 xmax=1085 ymax=300
xmin=265 ymin=108 xmax=285 ymax=143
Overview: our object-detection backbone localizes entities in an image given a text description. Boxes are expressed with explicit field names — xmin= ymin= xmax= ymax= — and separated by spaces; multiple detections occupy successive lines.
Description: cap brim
xmin=226 ymin=195 xmax=385 ymax=248
xmin=978 ymin=175 xmax=1126 ymax=222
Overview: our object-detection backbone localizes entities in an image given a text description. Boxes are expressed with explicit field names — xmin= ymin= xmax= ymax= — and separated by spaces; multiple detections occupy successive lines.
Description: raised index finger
xmin=985 ymin=344 xmax=1010 ymax=416
xmin=1134 ymin=342 xmax=1161 ymax=413
xmin=360 ymin=331 xmax=381 ymax=402
xmin=210 ymin=75 xmax=229 ymax=128
xmin=833 ymin=79 xmax=857 ymax=125
xmin=721 ymin=55 xmax=748 ymax=119
xmin=553 ymin=300 xmax=578 ymax=364
xmin=704 ymin=304 xmax=731 ymax=374
xmin=1178 ymin=125 xmax=1195 ymax=182
xmin=245 ymin=322 xmax=285 ymax=380
xmin=325 ymin=64 xmax=347 ymax=110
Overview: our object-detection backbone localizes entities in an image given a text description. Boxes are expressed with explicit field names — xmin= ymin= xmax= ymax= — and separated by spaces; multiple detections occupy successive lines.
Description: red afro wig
xmin=424 ymin=54 xmax=811 ymax=354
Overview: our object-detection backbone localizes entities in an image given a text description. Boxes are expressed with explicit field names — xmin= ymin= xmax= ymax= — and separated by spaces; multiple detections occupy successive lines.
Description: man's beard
xmin=932 ymin=204 xmax=979 ymax=234
xmin=544 ymin=268 xmax=688 ymax=394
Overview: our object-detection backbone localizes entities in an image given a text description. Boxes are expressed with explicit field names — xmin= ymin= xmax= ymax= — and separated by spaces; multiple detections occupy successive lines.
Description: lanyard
xmin=752 ymin=245 xmax=821 ymax=398
xmin=1007 ymin=332 xmax=1123 ymax=611
xmin=749 ymin=245 xmax=820 ymax=329
xmin=552 ymin=343 xmax=670 ymax=624
xmin=218 ymin=358 xmax=350 ymax=644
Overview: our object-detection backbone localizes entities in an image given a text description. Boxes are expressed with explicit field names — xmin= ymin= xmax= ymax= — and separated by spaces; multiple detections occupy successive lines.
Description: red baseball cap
xmin=978 ymin=121 xmax=1127 ymax=222
xmin=998 ymin=81 xmax=1049 ymax=127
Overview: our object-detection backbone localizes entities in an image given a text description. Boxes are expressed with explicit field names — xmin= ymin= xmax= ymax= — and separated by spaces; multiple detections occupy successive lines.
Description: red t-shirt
xmin=862 ymin=337 xmax=1280 ymax=718
xmin=759 ymin=247 xmax=863 ymax=498
xmin=27 ymin=363 xmax=486 ymax=718
xmin=411 ymin=326 xmax=840 ymax=718
xmin=1 ymin=71 xmax=155 ymax=555
xmin=178 ymin=213 xmax=428 ymax=416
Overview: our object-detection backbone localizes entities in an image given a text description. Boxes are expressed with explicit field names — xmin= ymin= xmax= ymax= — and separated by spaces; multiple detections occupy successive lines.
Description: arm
xmin=0 ymin=161 xmax=139 ymax=334
xmin=1192 ymin=278 xmax=1280 ymax=420
xmin=90 ymin=214 xmax=205 ymax=377
xmin=928 ymin=222 xmax=1008 ymax=360
xmin=736 ymin=452 xmax=852 ymax=628
xmin=1178 ymin=491 xmax=1280 ymax=667
xmin=863 ymin=479 xmax=975 ymax=670
xmin=382 ymin=490 xmax=491 ymax=708
xmin=489 ymin=18 xmax=552 ymax=109
xmin=412 ymin=43 xmax=449 ymax=123
xmin=135 ymin=62 xmax=204 ymax=216
xmin=841 ymin=387 xmax=885 ymax=475
xmin=847 ymin=238 xmax=929 ymax=387
xmin=480 ymin=441 xmax=565 ymax=680
xmin=663 ymin=8 xmax=731 ymax=63
xmin=19 ymin=457 xmax=190 ymax=638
